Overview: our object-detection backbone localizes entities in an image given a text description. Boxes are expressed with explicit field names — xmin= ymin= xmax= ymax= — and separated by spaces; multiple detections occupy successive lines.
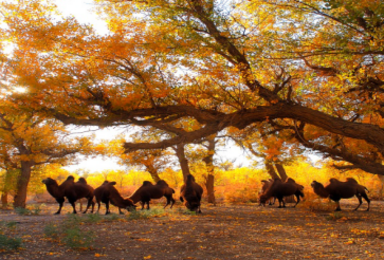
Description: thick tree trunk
xmin=1 ymin=192 xmax=8 ymax=206
xmin=202 ymin=135 xmax=216 ymax=205
xmin=265 ymin=161 xmax=280 ymax=179
xmin=174 ymin=143 xmax=191 ymax=181
xmin=146 ymin=165 xmax=161 ymax=183
xmin=275 ymin=162 xmax=288 ymax=181
xmin=13 ymin=161 xmax=33 ymax=208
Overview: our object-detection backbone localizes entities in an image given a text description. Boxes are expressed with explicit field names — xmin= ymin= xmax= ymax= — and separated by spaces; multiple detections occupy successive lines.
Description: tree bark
xmin=202 ymin=135 xmax=216 ymax=205
xmin=13 ymin=161 xmax=33 ymax=208
xmin=146 ymin=165 xmax=161 ymax=183
xmin=174 ymin=143 xmax=191 ymax=181
xmin=275 ymin=162 xmax=288 ymax=181
xmin=1 ymin=192 xmax=7 ymax=206
xmin=265 ymin=161 xmax=280 ymax=179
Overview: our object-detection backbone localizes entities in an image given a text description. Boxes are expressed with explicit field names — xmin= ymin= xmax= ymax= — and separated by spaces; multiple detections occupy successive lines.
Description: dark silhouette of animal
xmin=259 ymin=179 xmax=275 ymax=206
xmin=311 ymin=178 xmax=370 ymax=211
xmin=129 ymin=180 xmax=175 ymax=210
xmin=180 ymin=175 xmax=204 ymax=213
xmin=94 ymin=181 xmax=136 ymax=215
xmin=259 ymin=178 xmax=304 ymax=208
xmin=42 ymin=176 xmax=95 ymax=214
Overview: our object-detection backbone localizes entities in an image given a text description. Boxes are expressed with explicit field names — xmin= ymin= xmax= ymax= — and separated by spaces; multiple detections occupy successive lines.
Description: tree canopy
xmin=1 ymin=0 xmax=384 ymax=175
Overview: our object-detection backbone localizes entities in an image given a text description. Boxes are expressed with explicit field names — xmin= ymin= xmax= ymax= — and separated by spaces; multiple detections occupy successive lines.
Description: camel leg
xmin=146 ymin=201 xmax=150 ymax=210
xmin=293 ymin=194 xmax=300 ymax=208
xmin=140 ymin=201 xmax=145 ymax=210
xmin=96 ymin=201 xmax=101 ymax=213
xmin=83 ymin=198 xmax=92 ymax=214
xmin=55 ymin=198 xmax=64 ymax=215
xmin=362 ymin=193 xmax=370 ymax=211
xmin=91 ymin=200 xmax=95 ymax=213
xmin=354 ymin=195 xmax=363 ymax=211
xmin=277 ymin=198 xmax=283 ymax=208
xmin=163 ymin=197 xmax=170 ymax=209
xmin=69 ymin=200 xmax=77 ymax=214
xmin=105 ymin=200 xmax=110 ymax=215
xmin=170 ymin=197 xmax=175 ymax=209
xmin=335 ymin=201 xmax=342 ymax=211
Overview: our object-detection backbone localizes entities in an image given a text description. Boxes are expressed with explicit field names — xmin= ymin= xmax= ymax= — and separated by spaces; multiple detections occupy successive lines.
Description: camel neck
xmin=46 ymin=184 xmax=61 ymax=198
xmin=314 ymin=185 xmax=330 ymax=198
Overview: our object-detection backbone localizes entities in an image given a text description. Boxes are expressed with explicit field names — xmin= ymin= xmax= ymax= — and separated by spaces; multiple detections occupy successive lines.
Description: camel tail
xmin=171 ymin=188 xmax=175 ymax=194
xmin=365 ymin=186 xmax=369 ymax=193
xmin=298 ymin=189 xmax=304 ymax=198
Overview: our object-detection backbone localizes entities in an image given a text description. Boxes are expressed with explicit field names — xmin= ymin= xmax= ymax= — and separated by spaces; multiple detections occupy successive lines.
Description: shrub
xmin=62 ymin=227 xmax=95 ymax=250
xmin=0 ymin=234 xmax=22 ymax=251
xmin=326 ymin=212 xmax=345 ymax=221
xmin=85 ymin=213 xmax=102 ymax=223
xmin=43 ymin=215 xmax=95 ymax=250
xmin=43 ymin=224 xmax=60 ymax=240
xmin=14 ymin=204 xmax=42 ymax=216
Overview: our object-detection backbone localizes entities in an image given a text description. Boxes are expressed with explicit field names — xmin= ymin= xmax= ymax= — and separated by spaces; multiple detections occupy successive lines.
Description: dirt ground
xmin=1 ymin=200 xmax=384 ymax=260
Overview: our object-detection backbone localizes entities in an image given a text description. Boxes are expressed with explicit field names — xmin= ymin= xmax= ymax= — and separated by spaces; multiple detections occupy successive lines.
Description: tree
xmin=3 ymin=0 xmax=384 ymax=176
xmin=0 ymin=104 xmax=94 ymax=208
xmin=112 ymin=133 xmax=174 ymax=183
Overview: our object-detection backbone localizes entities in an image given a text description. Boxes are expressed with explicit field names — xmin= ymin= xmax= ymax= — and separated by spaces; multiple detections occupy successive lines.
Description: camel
xmin=259 ymin=178 xmax=304 ymax=208
xmin=180 ymin=174 xmax=204 ymax=213
xmin=129 ymin=180 xmax=176 ymax=210
xmin=311 ymin=178 xmax=370 ymax=211
xmin=42 ymin=176 xmax=95 ymax=214
xmin=94 ymin=181 xmax=136 ymax=215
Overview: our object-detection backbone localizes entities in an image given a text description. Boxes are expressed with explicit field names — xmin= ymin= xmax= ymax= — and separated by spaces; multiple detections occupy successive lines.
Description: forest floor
xmin=0 ymin=200 xmax=384 ymax=260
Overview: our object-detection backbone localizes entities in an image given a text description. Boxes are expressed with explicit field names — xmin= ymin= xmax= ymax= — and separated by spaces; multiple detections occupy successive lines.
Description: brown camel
xmin=129 ymin=180 xmax=175 ymax=210
xmin=259 ymin=178 xmax=304 ymax=208
xmin=42 ymin=176 xmax=95 ymax=214
xmin=311 ymin=178 xmax=370 ymax=211
xmin=180 ymin=174 xmax=204 ymax=213
xmin=94 ymin=181 xmax=136 ymax=215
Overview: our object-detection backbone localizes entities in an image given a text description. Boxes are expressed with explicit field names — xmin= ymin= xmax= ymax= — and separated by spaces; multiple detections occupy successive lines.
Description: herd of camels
xmin=42 ymin=174 xmax=371 ymax=215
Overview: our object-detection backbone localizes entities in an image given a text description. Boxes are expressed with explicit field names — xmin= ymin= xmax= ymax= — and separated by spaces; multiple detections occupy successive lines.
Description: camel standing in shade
xmin=311 ymin=178 xmax=370 ymax=211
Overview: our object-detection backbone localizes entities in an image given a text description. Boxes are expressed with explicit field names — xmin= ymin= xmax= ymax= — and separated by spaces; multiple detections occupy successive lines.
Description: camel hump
xmin=66 ymin=176 xmax=75 ymax=182
xmin=142 ymin=181 xmax=153 ymax=186
xmin=329 ymin=178 xmax=340 ymax=183
xmin=77 ymin=177 xmax=87 ymax=184
xmin=261 ymin=180 xmax=269 ymax=184
xmin=286 ymin=178 xmax=296 ymax=183
xmin=186 ymin=174 xmax=196 ymax=182
xmin=109 ymin=181 xmax=117 ymax=186
xmin=156 ymin=180 xmax=168 ymax=186
xmin=346 ymin=178 xmax=358 ymax=184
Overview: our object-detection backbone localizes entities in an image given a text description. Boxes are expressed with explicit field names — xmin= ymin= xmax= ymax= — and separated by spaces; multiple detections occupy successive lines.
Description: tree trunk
xmin=378 ymin=174 xmax=384 ymax=200
xmin=265 ymin=160 xmax=280 ymax=179
xmin=275 ymin=162 xmax=288 ymax=181
xmin=13 ymin=161 xmax=33 ymax=208
xmin=174 ymin=143 xmax=191 ymax=181
xmin=146 ymin=165 xmax=161 ymax=183
xmin=1 ymin=192 xmax=8 ymax=206
xmin=202 ymin=135 xmax=216 ymax=205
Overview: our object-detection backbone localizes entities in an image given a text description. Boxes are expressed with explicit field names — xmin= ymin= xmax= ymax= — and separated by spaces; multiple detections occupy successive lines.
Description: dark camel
xmin=311 ymin=178 xmax=370 ymax=211
xmin=42 ymin=176 xmax=95 ymax=214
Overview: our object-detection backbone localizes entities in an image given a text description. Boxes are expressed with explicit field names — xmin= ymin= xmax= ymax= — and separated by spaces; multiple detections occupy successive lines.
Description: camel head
xmin=311 ymin=181 xmax=322 ymax=189
xmin=124 ymin=199 xmax=137 ymax=212
xmin=42 ymin=178 xmax=57 ymax=186
xmin=259 ymin=194 xmax=268 ymax=206
xmin=185 ymin=201 xmax=199 ymax=212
